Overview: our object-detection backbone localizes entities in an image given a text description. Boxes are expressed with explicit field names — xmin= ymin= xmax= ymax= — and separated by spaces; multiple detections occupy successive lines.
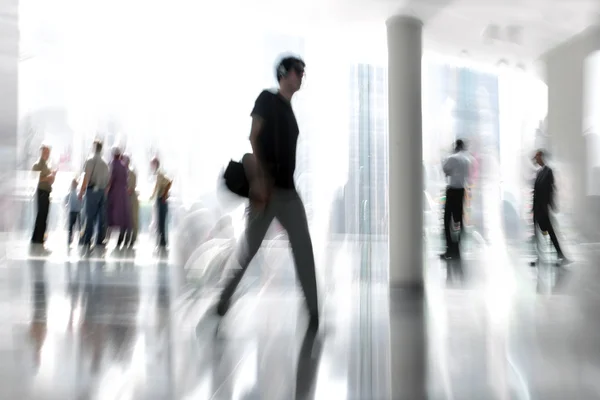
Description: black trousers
xmin=444 ymin=187 xmax=465 ymax=256
xmin=156 ymin=198 xmax=168 ymax=247
xmin=533 ymin=208 xmax=564 ymax=258
xmin=31 ymin=189 xmax=51 ymax=244
xmin=68 ymin=211 xmax=81 ymax=244
xmin=219 ymin=189 xmax=318 ymax=318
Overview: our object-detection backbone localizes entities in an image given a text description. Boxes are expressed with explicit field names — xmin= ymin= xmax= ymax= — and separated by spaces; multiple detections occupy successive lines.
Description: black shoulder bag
xmin=223 ymin=157 xmax=250 ymax=198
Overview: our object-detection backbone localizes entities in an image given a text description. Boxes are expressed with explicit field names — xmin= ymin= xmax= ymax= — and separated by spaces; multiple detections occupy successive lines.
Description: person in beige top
xmin=31 ymin=144 xmax=56 ymax=245
xmin=122 ymin=154 xmax=138 ymax=248
xmin=150 ymin=157 xmax=172 ymax=249
xmin=79 ymin=140 xmax=110 ymax=251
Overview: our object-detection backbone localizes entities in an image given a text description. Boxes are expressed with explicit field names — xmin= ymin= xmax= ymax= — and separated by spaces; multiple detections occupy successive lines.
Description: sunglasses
xmin=293 ymin=66 xmax=305 ymax=76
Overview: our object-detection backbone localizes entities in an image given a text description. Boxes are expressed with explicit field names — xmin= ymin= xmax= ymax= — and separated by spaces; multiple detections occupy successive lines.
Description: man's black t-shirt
xmin=251 ymin=90 xmax=299 ymax=189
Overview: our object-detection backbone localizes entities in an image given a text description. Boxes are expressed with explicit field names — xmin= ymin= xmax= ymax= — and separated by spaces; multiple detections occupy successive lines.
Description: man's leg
xmin=31 ymin=190 xmax=44 ymax=243
xmin=157 ymin=201 xmax=168 ymax=247
xmin=543 ymin=214 xmax=565 ymax=259
xmin=117 ymin=229 xmax=126 ymax=248
xmin=68 ymin=212 xmax=77 ymax=245
xmin=217 ymin=202 xmax=275 ymax=315
xmin=451 ymin=189 xmax=465 ymax=256
xmin=84 ymin=191 xmax=99 ymax=246
xmin=131 ymin=197 xmax=138 ymax=245
xmin=274 ymin=190 xmax=319 ymax=321
xmin=32 ymin=190 xmax=50 ymax=244
xmin=96 ymin=193 xmax=106 ymax=246
xmin=442 ymin=189 xmax=455 ymax=256
xmin=547 ymin=225 xmax=564 ymax=258
xmin=39 ymin=191 xmax=50 ymax=243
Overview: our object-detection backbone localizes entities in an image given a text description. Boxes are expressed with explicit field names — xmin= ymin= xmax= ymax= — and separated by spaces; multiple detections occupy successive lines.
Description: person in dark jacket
xmin=531 ymin=150 xmax=570 ymax=266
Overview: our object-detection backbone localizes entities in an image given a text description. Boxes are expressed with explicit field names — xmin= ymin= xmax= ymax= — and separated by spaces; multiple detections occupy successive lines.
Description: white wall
xmin=0 ymin=0 xmax=18 ymax=233
xmin=543 ymin=26 xmax=600 ymax=239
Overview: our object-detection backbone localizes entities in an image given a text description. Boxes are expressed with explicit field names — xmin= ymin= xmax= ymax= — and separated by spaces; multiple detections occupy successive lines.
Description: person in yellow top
xmin=31 ymin=144 xmax=56 ymax=245
xmin=150 ymin=157 xmax=172 ymax=249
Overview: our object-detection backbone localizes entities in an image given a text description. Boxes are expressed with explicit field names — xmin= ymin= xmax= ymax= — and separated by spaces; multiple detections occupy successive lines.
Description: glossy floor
xmin=1 ymin=223 xmax=597 ymax=399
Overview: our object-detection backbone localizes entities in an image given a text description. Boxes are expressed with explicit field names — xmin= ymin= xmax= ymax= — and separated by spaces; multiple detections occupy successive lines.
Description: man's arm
xmin=548 ymin=168 xmax=556 ymax=210
xmin=249 ymin=116 xmax=265 ymax=172
xmin=442 ymin=156 xmax=454 ymax=176
xmin=78 ymin=161 xmax=89 ymax=199
xmin=150 ymin=174 xmax=162 ymax=200
xmin=33 ymin=164 xmax=54 ymax=183
xmin=162 ymin=179 xmax=172 ymax=201
xmin=32 ymin=164 xmax=42 ymax=183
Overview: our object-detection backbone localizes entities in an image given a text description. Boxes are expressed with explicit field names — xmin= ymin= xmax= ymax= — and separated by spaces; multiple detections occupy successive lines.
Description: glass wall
xmin=17 ymin=0 xmax=549 ymax=264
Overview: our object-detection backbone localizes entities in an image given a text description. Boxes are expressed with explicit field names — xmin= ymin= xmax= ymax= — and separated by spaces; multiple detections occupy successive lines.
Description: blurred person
xmin=65 ymin=178 xmax=82 ymax=247
xmin=122 ymin=154 xmax=139 ymax=248
xmin=31 ymin=144 xmax=56 ymax=246
xmin=441 ymin=139 xmax=471 ymax=260
xmin=105 ymin=146 xmax=131 ymax=249
xmin=216 ymin=55 xmax=319 ymax=329
xmin=530 ymin=150 xmax=570 ymax=266
xmin=150 ymin=157 xmax=172 ymax=250
xmin=79 ymin=140 xmax=110 ymax=253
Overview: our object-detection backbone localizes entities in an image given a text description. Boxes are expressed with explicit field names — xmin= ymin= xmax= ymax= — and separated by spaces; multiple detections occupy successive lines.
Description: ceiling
xmin=14 ymin=0 xmax=599 ymax=72
xmin=421 ymin=0 xmax=599 ymax=69
xmin=217 ymin=0 xmax=599 ymax=71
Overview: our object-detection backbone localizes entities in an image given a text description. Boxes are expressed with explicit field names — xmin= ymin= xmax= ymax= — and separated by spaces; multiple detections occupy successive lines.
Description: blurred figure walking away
xmin=441 ymin=139 xmax=471 ymax=260
xmin=530 ymin=150 xmax=570 ymax=266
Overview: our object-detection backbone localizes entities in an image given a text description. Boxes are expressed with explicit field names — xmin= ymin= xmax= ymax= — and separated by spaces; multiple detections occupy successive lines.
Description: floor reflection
xmin=3 ymin=211 xmax=598 ymax=399
xmin=29 ymin=258 xmax=47 ymax=372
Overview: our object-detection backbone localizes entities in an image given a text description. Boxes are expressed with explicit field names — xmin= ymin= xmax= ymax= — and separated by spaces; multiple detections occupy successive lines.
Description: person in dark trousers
xmin=150 ymin=157 xmax=172 ymax=250
xmin=217 ymin=55 xmax=320 ymax=329
xmin=441 ymin=139 xmax=471 ymax=259
xmin=31 ymin=144 xmax=56 ymax=246
xmin=530 ymin=150 xmax=570 ymax=266
xmin=65 ymin=179 xmax=82 ymax=247
xmin=79 ymin=140 xmax=110 ymax=253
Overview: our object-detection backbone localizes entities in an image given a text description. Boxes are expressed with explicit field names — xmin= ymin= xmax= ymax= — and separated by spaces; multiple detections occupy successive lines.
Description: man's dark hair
xmin=536 ymin=149 xmax=545 ymax=157
xmin=275 ymin=56 xmax=306 ymax=82
xmin=93 ymin=140 xmax=103 ymax=153
xmin=455 ymin=139 xmax=465 ymax=152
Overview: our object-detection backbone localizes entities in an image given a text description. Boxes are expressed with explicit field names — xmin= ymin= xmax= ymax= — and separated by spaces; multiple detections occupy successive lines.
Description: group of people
xmin=30 ymin=53 xmax=574 ymax=333
xmin=31 ymin=139 xmax=172 ymax=254
xmin=441 ymin=139 xmax=570 ymax=266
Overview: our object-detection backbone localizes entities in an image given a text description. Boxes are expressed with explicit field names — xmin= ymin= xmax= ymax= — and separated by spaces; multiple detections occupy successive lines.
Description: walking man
xmin=441 ymin=139 xmax=471 ymax=259
xmin=531 ymin=150 xmax=570 ymax=266
xmin=217 ymin=55 xmax=319 ymax=329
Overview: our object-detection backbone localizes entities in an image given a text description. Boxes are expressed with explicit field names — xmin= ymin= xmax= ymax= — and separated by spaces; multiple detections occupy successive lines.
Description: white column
xmin=387 ymin=15 xmax=424 ymax=288
xmin=0 ymin=0 xmax=18 ymax=235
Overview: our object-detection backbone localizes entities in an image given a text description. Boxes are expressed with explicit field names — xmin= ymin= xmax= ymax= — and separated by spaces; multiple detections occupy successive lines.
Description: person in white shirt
xmin=441 ymin=139 xmax=471 ymax=259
